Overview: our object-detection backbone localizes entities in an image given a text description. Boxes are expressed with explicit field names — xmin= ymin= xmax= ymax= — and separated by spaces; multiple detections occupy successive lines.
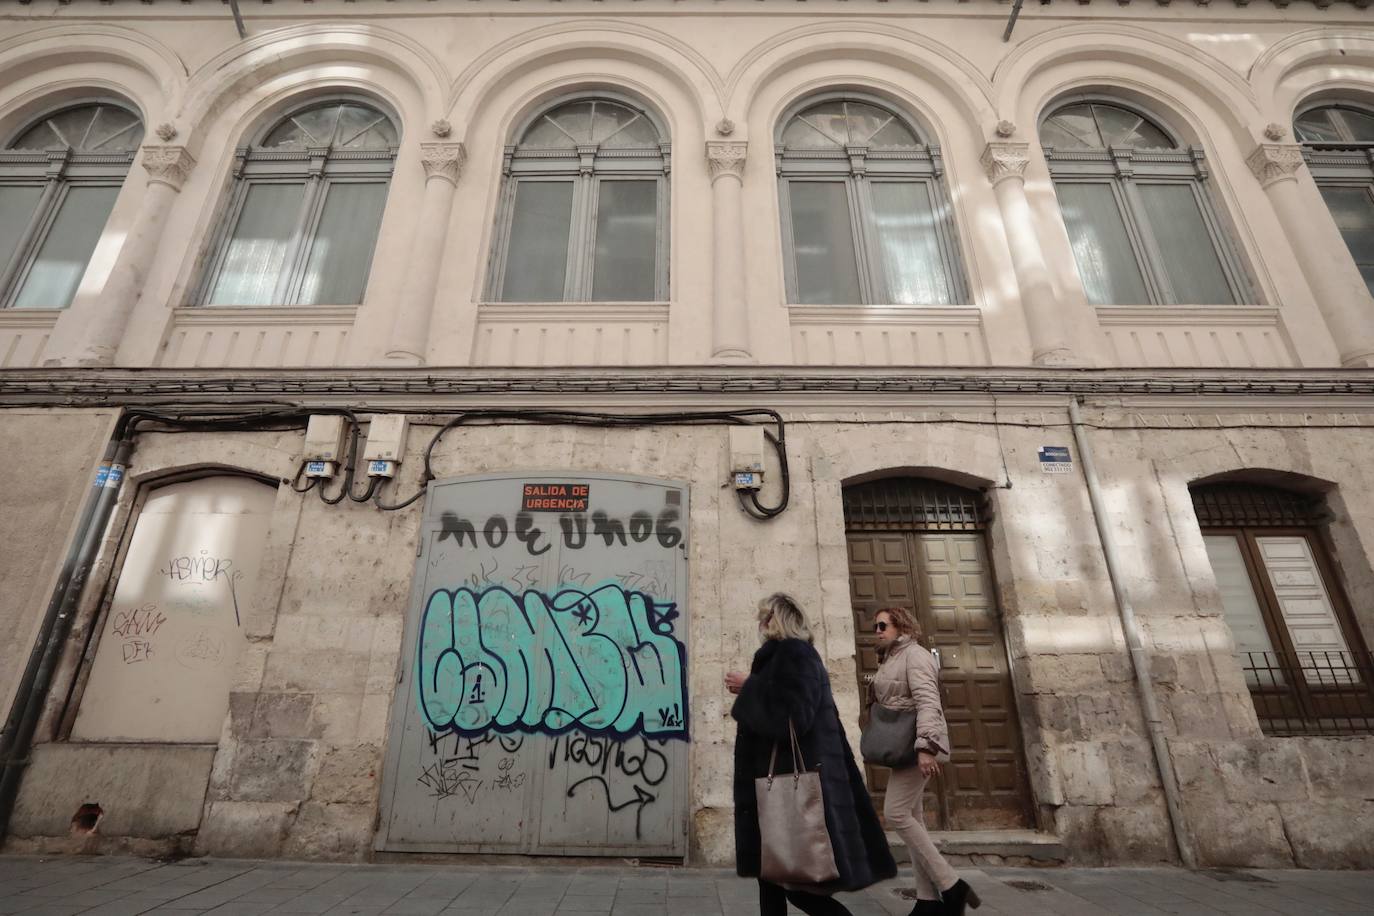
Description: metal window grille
xmin=1191 ymin=484 xmax=1324 ymax=528
xmin=842 ymin=478 xmax=983 ymax=531
xmin=1240 ymin=650 xmax=1374 ymax=736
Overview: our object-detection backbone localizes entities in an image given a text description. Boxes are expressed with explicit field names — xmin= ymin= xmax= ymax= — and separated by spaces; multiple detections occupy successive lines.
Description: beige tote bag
xmin=755 ymin=719 xmax=840 ymax=886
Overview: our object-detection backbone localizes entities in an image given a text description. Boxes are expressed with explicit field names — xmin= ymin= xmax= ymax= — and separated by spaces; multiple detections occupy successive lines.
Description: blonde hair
xmin=876 ymin=606 xmax=922 ymax=640
xmin=757 ymin=592 xmax=814 ymax=644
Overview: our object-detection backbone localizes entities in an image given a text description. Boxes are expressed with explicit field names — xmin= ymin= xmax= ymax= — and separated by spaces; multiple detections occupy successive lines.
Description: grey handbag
xmin=755 ymin=719 xmax=840 ymax=886
xmin=859 ymin=704 xmax=919 ymax=768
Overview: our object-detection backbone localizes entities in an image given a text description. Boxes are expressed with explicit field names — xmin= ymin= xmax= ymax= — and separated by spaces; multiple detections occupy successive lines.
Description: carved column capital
xmin=1247 ymin=143 xmax=1306 ymax=189
xmin=981 ymin=141 xmax=1031 ymax=186
xmin=419 ymin=141 xmax=466 ymax=185
xmin=140 ymin=145 xmax=195 ymax=191
xmin=706 ymin=141 xmax=747 ymax=183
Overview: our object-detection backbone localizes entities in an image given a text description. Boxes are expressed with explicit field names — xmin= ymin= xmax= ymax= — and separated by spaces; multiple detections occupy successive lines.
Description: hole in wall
xmin=70 ymin=803 xmax=103 ymax=835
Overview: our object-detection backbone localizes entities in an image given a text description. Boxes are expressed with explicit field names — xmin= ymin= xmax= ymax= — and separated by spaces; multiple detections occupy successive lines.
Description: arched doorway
xmin=844 ymin=477 xmax=1033 ymax=830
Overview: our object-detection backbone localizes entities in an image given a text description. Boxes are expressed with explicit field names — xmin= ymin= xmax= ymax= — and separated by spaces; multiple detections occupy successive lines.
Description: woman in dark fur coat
xmin=725 ymin=592 xmax=897 ymax=916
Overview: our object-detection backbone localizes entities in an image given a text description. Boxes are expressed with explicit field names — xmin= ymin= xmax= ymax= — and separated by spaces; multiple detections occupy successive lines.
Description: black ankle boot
xmin=907 ymin=899 xmax=945 ymax=916
xmin=940 ymin=879 xmax=981 ymax=916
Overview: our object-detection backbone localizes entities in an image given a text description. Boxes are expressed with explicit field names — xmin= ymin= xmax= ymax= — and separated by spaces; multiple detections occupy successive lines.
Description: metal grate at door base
xmin=842 ymin=478 xmax=984 ymax=531
xmin=1191 ymin=484 xmax=1325 ymax=528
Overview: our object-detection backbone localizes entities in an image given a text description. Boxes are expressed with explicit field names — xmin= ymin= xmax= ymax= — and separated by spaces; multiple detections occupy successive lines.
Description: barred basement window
xmin=1041 ymin=100 xmax=1249 ymax=306
xmin=488 ymin=96 xmax=669 ymax=302
xmin=1294 ymin=102 xmax=1374 ymax=296
xmin=776 ymin=95 xmax=968 ymax=306
xmin=1192 ymin=483 xmax=1374 ymax=736
xmin=198 ymin=99 xmax=398 ymax=306
xmin=0 ymin=101 xmax=143 ymax=309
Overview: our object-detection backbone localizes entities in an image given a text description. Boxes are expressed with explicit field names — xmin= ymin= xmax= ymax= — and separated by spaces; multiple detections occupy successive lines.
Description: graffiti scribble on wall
xmin=417 ymin=583 xmax=688 ymax=739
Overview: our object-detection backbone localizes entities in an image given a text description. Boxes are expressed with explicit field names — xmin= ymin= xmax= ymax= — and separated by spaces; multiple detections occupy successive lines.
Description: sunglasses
xmin=874 ymin=622 xmax=890 ymax=632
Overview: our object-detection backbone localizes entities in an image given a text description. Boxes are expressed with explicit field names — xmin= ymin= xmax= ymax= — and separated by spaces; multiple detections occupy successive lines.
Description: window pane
xmin=591 ymin=180 xmax=657 ymax=301
xmin=1054 ymin=182 xmax=1150 ymax=305
xmin=501 ymin=181 xmax=573 ymax=302
xmin=1295 ymin=109 xmax=1343 ymax=144
xmin=0 ymin=185 xmax=43 ymax=278
xmin=1203 ymin=535 xmax=1279 ymax=658
xmin=1137 ymin=183 xmax=1235 ymax=304
xmin=1317 ymin=186 xmax=1374 ymax=296
xmin=297 ymin=182 xmax=389 ymax=305
xmin=206 ymin=182 xmax=305 ymax=306
xmin=1093 ymin=104 xmax=1173 ymax=150
xmin=12 ymin=185 xmax=119 ymax=309
xmin=788 ymin=181 xmax=861 ymax=305
xmin=870 ymin=182 xmax=951 ymax=305
xmin=1042 ymin=105 xmax=1101 ymax=149
xmin=1343 ymin=108 xmax=1374 ymax=142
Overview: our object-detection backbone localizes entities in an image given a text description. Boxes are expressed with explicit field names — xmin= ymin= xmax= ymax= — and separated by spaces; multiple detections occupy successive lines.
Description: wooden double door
xmin=847 ymin=529 xmax=1033 ymax=830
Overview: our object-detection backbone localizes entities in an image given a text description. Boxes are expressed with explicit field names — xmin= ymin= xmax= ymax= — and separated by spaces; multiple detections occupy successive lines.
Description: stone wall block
xmin=229 ymin=739 xmax=320 ymax=803
xmin=1215 ymin=740 xmax=1308 ymax=804
xmin=691 ymin=806 xmax=735 ymax=866
xmin=311 ymin=743 xmax=382 ymax=806
xmin=1187 ymin=799 xmax=1293 ymax=867
xmin=281 ymin=802 xmax=372 ymax=861
xmin=1302 ymin=737 xmax=1374 ymax=799
xmin=1097 ymin=803 xmax=1174 ymax=864
xmin=1103 ymin=738 xmax=1162 ymax=805
xmin=263 ymin=648 xmax=370 ymax=693
xmin=195 ymin=801 xmax=296 ymax=858
xmin=249 ymin=692 xmax=316 ymax=739
xmin=1278 ymin=800 xmax=1374 ymax=869
xmin=309 ymin=692 xmax=364 ymax=743
xmin=357 ymin=692 xmax=393 ymax=744
xmin=1057 ymin=742 xmax=1114 ymax=805
xmin=1052 ymin=805 xmax=1106 ymax=865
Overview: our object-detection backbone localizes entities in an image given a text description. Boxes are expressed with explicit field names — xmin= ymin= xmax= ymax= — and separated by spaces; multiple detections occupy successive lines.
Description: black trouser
xmin=758 ymin=880 xmax=854 ymax=916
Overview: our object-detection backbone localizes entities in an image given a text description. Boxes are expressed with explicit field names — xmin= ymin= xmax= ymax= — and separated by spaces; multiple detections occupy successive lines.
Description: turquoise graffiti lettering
xmin=417 ymin=583 xmax=688 ymax=739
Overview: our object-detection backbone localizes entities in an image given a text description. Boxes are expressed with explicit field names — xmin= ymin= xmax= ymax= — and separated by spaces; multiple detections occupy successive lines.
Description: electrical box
xmin=303 ymin=415 xmax=348 ymax=478
xmin=363 ymin=414 xmax=408 ymax=478
xmin=729 ymin=426 xmax=766 ymax=491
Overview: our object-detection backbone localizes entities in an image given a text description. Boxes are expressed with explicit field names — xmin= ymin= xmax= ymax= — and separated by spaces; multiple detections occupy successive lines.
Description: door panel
xmin=847 ymin=529 xmax=1033 ymax=830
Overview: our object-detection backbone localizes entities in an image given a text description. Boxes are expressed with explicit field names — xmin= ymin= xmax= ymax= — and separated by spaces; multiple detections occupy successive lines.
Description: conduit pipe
xmin=0 ymin=438 xmax=132 ymax=840
xmin=1067 ymin=397 xmax=1196 ymax=868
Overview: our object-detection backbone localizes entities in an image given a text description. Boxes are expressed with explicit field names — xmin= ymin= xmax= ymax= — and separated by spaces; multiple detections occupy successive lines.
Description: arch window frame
xmin=0 ymin=99 xmax=143 ymax=310
xmin=775 ymin=92 xmax=970 ymax=306
xmin=486 ymin=92 xmax=671 ymax=303
xmin=1294 ymin=100 xmax=1374 ymax=296
xmin=1040 ymin=96 xmax=1252 ymax=307
xmin=195 ymin=96 xmax=400 ymax=308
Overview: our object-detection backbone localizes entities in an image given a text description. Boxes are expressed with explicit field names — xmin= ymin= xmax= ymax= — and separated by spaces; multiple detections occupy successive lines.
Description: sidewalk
xmin=1 ymin=856 xmax=1371 ymax=916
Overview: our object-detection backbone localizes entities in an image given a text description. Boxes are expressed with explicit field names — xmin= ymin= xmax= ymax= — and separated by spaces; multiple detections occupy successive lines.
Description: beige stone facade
xmin=1 ymin=0 xmax=1373 ymax=871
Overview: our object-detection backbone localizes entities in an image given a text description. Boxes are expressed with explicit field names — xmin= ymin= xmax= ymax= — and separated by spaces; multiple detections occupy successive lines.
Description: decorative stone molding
xmin=430 ymin=119 xmax=452 ymax=139
xmin=1246 ymin=143 xmax=1305 ymax=188
xmin=706 ymin=141 xmax=747 ymax=183
xmin=1263 ymin=123 xmax=1288 ymax=142
xmin=995 ymin=120 xmax=1017 ymax=138
xmin=715 ymin=118 xmax=735 ymax=137
xmin=155 ymin=122 xmax=177 ymax=142
xmin=419 ymin=141 xmax=466 ymax=184
xmin=140 ymin=145 xmax=195 ymax=191
xmin=981 ymin=141 xmax=1030 ymax=185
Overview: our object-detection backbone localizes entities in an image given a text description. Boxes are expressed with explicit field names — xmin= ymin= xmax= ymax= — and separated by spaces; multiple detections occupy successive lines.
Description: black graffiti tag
xmin=439 ymin=508 xmax=682 ymax=555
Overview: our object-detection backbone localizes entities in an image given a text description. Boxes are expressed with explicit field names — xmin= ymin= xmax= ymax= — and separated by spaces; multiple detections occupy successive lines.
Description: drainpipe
xmin=1067 ymin=397 xmax=1196 ymax=868
xmin=0 ymin=438 xmax=133 ymax=840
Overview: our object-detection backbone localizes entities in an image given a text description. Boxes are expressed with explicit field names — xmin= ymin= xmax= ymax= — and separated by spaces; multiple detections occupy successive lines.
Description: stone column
xmin=72 ymin=144 xmax=195 ymax=366
xmin=1247 ymin=142 xmax=1374 ymax=367
xmin=706 ymin=141 xmax=752 ymax=361
xmin=386 ymin=141 xmax=465 ymax=364
xmin=981 ymin=140 xmax=1077 ymax=366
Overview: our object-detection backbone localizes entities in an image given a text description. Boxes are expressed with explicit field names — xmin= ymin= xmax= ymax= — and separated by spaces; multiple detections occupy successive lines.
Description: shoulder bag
xmin=755 ymin=719 xmax=840 ymax=886
xmin=859 ymin=703 xmax=919 ymax=768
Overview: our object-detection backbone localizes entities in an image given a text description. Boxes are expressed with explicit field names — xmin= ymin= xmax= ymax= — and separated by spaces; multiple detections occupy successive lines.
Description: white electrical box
xmin=304 ymin=415 xmax=348 ymax=462
xmin=729 ymin=426 xmax=766 ymax=491
xmin=364 ymin=414 xmax=408 ymax=462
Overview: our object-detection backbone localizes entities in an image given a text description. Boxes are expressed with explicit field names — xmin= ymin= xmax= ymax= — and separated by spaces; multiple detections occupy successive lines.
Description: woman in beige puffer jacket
xmin=869 ymin=606 xmax=979 ymax=916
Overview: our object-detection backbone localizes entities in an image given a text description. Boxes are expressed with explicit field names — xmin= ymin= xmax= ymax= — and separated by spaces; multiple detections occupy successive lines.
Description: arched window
xmin=0 ymin=101 xmax=143 ymax=309
xmin=489 ymin=96 xmax=668 ymax=302
xmin=1041 ymin=100 xmax=1248 ymax=306
xmin=198 ymin=99 xmax=398 ymax=306
xmin=1294 ymin=102 xmax=1374 ymax=296
xmin=776 ymin=97 xmax=967 ymax=305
